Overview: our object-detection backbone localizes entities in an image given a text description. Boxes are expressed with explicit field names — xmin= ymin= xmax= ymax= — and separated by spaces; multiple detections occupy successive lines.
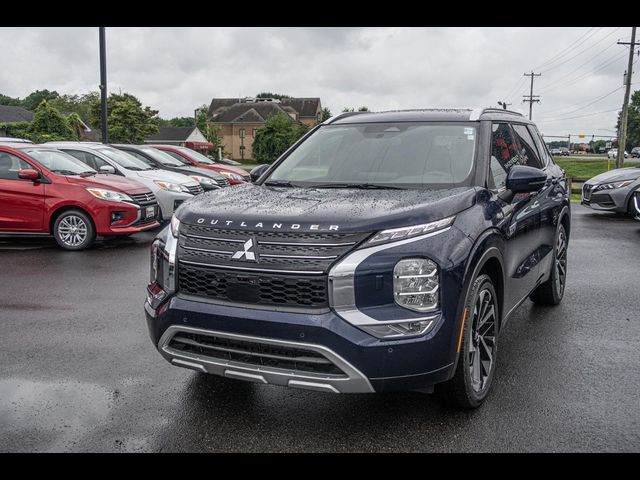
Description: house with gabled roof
xmin=207 ymin=97 xmax=322 ymax=160
xmin=144 ymin=126 xmax=213 ymax=152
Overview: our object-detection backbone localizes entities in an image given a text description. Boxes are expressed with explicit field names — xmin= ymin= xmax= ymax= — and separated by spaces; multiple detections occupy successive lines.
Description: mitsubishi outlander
xmin=145 ymin=108 xmax=570 ymax=408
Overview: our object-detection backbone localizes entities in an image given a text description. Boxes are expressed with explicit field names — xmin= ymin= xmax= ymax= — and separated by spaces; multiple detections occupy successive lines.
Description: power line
xmin=537 ymin=86 xmax=623 ymax=118
xmin=532 ymin=27 xmax=601 ymax=71
xmin=536 ymin=107 xmax=620 ymax=123
xmin=615 ymin=26 xmax=638 ymax=168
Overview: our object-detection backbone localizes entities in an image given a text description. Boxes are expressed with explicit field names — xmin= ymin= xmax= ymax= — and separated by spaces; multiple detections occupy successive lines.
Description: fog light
xmin=360 ymin=319 xmax=435 ymax=339
xmin=393 ymin=258 xmax=439 ymax=312
xmin=111 ymin=211 xmax=125 ymax=224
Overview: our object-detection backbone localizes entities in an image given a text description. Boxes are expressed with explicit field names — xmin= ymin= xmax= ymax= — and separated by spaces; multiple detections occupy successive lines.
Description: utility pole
xmin=497 ymin=101 xmax=512 ymax=110
xmin=99 ymin=27 xmax=108 ymax=144
xmin=616 ymin=27 xmax=638 ymax=169
xmin=522 ymin=71 xmax=541 ymax=120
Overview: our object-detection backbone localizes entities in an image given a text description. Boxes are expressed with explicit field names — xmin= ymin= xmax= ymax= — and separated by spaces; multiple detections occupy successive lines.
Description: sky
xmin=0 ymin=26 xmax=637 ymax=142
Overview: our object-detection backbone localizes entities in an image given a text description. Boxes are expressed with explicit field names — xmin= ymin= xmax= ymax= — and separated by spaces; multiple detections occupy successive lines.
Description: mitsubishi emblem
xmin=231 ymin=238 xmax=258 ymax=262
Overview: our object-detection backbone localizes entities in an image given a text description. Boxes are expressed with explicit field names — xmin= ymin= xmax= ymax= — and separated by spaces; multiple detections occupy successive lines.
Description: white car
xmin=45 ymin=142 xmax=203 ymax=220
xmin=607 ymin=148 xmax=629 ymax=159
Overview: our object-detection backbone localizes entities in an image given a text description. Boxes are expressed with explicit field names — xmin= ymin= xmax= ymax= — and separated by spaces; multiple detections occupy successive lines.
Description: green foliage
xmin=158 ymin=116 xmax=195 ymax=128
xmin=625 ymin=90 xmax=640 ymax=150
xmin=321 ymin=107 xmax=332 ymax=122
xmin=342 ymin=106 xmax=369 ymax=112
xmin=22 ymin=89 xmax=60 ymax=111
xmin=89 ymin=92 xmax=159 ymax=144
xmin=48 ymin=92 xmax=99 ymax=126
xmin=0 ymin=122 xmax=32 ymax=139
xmin=29 ymin=100 xmax=75 ymax=142
xmin=256 ymin=92 xmax=291 ymax=100
xmin=0 ymin=94 xmax=23 ymax=107
xmin=252 ymin=113 xmax=309 ymax=164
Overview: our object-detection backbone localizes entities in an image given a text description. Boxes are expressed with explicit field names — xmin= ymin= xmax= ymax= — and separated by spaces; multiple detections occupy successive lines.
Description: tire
xmin=52 ymin=210 xmax=96 ymax=251
xmin=529 ymin=224 xmax=567 ymax=305
xmin=437 ymin=274 xmax=499 ymax=409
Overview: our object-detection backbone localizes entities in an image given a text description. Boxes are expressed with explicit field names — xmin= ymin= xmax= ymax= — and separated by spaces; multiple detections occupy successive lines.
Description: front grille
xmin=186 ymin=184 xmax=204 ymax=195
xmin=168 ymin=331 xmax=346 ymax=376
xmin=176 ymin=224 xmax=369 ymax=308
xmin=215 ymin=177 xmax=230 ymax=187
xmin=130 ymin=191 xmax=156 ymax=206
xmin=590 ymin=192 xmax=615 ymax=207
xmin=178 ymin=263 xmax=329 ymax=307
xmin=132 ymin=215 xmax=157 ymax=227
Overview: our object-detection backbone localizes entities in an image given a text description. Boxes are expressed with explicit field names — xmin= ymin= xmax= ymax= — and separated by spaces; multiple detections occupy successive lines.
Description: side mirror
xmin=506 ymin=165 xmax=547 ymax=193
xmin=99 ymin=165 xmax=116 ymax=174
xmin=18 ymin=169 xmax=41 ymax=181
xmin=250 ymin=164 xmax=270 ymax=182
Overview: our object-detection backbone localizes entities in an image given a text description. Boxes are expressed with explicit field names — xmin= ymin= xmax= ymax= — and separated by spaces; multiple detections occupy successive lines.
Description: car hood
xmin=173 ymin=165 xmax=226 ymax=180
xmin=63 ymin=173 xmax=149 ymax=194
xmin=177 ymin=183 xmax=478 ymax=233
xmin=133 ymin=169 xmax=198 ymax=185
xmin=587 ymin=167 xmax=640 ymax=184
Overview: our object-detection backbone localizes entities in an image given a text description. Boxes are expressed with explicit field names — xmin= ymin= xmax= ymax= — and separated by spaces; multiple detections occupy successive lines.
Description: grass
xmin=555 ymin=158 xmax=640 ymax=180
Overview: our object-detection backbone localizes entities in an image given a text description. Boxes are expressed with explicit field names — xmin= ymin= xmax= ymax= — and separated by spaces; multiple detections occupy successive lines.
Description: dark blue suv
xmin=145 ymin=108 xmax=570 ymax=408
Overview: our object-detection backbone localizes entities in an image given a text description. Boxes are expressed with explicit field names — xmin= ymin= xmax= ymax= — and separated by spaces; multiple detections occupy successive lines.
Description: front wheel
xmin=53 ymin=210 xmax=96 ymax=251
xmin=437 ymin=274 xmax=499 ymax=409
xmin=530 ymin=224 xmax=567 ymax=305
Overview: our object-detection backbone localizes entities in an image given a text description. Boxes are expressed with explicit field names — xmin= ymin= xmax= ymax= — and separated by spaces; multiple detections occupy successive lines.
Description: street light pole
xmin=99 ymin=27 xmax=108 ymax=144
xmin=616 ymin=27 xmax=638 ymax=169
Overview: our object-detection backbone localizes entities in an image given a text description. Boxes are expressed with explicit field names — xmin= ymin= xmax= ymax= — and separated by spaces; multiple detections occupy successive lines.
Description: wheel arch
xmin=49 ymin=205 xmax=96 ymax=235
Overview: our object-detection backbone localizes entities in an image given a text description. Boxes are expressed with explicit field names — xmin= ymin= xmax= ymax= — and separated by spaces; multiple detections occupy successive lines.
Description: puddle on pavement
xmin=0 ymin=378 xmax=112 ymax=452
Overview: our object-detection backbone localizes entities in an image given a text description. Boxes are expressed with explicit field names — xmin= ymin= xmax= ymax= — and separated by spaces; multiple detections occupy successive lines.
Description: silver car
xmin=581 ymin=167 xmax=640 ymax=214
xmin=45 ymin=142 xmax=203 ymax=220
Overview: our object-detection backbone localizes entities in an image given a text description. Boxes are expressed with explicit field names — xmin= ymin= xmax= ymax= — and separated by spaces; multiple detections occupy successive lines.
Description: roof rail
xmin=323 ymin=111 xmax=368 ymax=125
xmin=480 ymin=108 xmax=525 ymax=118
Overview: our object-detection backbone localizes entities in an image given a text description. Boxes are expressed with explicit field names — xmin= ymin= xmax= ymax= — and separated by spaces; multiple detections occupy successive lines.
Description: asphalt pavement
xmin=1 ymin=205 xmax=638 ymax=452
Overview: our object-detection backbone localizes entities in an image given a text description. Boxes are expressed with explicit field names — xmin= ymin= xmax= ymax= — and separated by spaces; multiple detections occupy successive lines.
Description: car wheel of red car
xmin=53 ymin=210 xmax=96 ymax=251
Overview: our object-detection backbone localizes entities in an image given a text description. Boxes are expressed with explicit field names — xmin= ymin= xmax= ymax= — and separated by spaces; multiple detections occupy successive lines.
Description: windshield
xmin=266 ymin=122 xmax=478 ymax=189
xmin=174 ymin=147 xmax=217 ymax=165
xmin=140 ymin=147 xmax=186 ymax=166
xmin=26 ymin=149 xmax=97 ymax=175
xmin=96 ymin=147 xmax=155 ymax=171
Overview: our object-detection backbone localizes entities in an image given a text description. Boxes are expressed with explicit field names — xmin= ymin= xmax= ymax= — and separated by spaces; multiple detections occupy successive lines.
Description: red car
xmin=0 ymin=143 xmax=160 ymax=250
xmin=149 ymin=145 xmax=250 ymax=185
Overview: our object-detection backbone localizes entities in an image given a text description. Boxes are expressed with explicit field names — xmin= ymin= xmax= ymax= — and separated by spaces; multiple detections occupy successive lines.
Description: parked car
xmin=607 ymin=148 xmax=629 ymax=159
xmin=146 ymin=108 xmax=570 ymax=409
xmin=559 ymin=147 xmax=570 ymax=156
xmin=113 ymin=145 xmax=230 ymax=191
xmin=581 ymin=167 xmax=640 ymax=214
xmin=0 ymin=137 xmax=33 ymax=144
xmin=0 ymin=143 xmax=160 ymax=250
xmin=45 ymin=142 xmax=203 ymax=221
xmin=208 ymin=155 xmax=242 ymax=167
xmin=550 ymin=148 xmax=562 ymax=156
xmin=631 ymin=147 xmax=640 ymax=158
xmin=149 ymin=145 xmax=250 ymax=185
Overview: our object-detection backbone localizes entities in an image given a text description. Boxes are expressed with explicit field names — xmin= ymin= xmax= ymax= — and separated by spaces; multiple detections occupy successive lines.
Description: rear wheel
xmin=437 ymin=274 xmax=499 ymax=409
xmin=530 ymin=224 xmax=567 ymax=305
xmin=53 ymin=210 xmax=96 ymax=251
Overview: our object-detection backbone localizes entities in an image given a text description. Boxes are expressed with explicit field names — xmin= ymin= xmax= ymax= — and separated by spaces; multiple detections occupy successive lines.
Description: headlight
xmin=393 ymin=258 xmax=439 ymax=312
xmin=154 ymin=180 xmax=187 ymax=193
xmin=367 ymin=216 xmax=455 ymax=246
xmin=220 ymin=171 xmax=245 ymax=181
xmin=596 ymin=180 xmax=634 ymax=190
xmin=85 ymin=188 xmax=132 ymax=203
xmin=190 ymin=175 xmax=214 ymax=185
xmin=170 ymin=216 xmax=180 ymax=238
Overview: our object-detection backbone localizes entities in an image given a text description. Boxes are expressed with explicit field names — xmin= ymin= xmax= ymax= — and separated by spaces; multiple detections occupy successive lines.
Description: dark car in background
xmin=113 ymin=145 xmax=230 ymax=191
xmin=149 ymin=145 xmax=250 ymax=185
xmin=146 ymin=108 xmax=570 ymax=409
xmin=0 ymin=143 xmax=159 ymax=250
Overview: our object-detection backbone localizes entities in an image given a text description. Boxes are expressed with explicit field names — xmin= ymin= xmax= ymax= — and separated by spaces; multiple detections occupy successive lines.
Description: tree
xmin=342 ymin=106 xmax=370 ymax=112
xmin=89 ymin=92 xmax=159 ymax=143
xmin=0 ymin=93 xmax=22 ymax=107
xmin=22 ymin=89 xmax=60 ymax=111
xmin=619 ymin=89 xmax=640 ymax=151
xmin=256 ymin=92 xmax=291 ymax=100
xmin=252 ymin=113 xmax=309 ymax=164
xmin=321 ymin=107 xmax=332 ymax=122
xmin=158 ymin=116 xmax=195 ymax=128
xmin=49 ymin=92 xmax=99 ymax=126
xmin=67 ymin=112 xmax=86 ymax=140
xmin=29 ymin=100 xmax=75 ymax=142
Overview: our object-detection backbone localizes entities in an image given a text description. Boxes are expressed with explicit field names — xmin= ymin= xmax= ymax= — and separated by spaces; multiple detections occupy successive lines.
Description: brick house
xmin=207 ymin=97 xmax=322 ymax=160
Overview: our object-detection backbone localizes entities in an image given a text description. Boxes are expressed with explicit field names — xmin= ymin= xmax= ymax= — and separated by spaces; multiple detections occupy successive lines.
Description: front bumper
xmin=581 ymin=184 xmax=627 ymax=212
xmin=93 ymin=201 xmax=160 ymax=235
xmin=155 ymin=191 xmax=194 ymax=220
xmin=145 ymin=295 xmax=457 ymax=393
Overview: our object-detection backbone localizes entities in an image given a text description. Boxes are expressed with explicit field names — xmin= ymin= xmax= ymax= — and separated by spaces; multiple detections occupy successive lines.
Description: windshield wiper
xmin=51 ymin=169 xmax=80 ymax=176
xmin=309 ymin=183 xmax=405 ymax=190
xmin=79 ymin=171 xmax=96 ymax=177
xmin=264 ymin=180 xmax=299 ymax=188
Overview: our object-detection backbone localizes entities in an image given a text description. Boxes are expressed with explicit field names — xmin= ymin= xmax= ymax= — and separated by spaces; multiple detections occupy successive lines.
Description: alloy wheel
xmin=57 ymin=215 xmax=88 ymax=247
xmin=554 ymin=229 xmax=567 ymax=296
xmin=468 ymin=288 xmax=497 ymax=393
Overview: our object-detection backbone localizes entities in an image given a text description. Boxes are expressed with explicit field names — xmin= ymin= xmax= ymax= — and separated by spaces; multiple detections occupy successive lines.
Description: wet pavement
xmin=0 ymin=205 xmax=639 ymax=452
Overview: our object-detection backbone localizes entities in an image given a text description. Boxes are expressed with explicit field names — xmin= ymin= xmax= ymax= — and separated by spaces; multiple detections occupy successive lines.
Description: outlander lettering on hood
xmin=145 ymin=108 xmax=571 ymax=409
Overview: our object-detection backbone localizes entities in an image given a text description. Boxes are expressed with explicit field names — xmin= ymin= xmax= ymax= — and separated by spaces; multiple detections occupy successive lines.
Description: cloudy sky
xmin=1 ymin=27 xmax=636 ymax=141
